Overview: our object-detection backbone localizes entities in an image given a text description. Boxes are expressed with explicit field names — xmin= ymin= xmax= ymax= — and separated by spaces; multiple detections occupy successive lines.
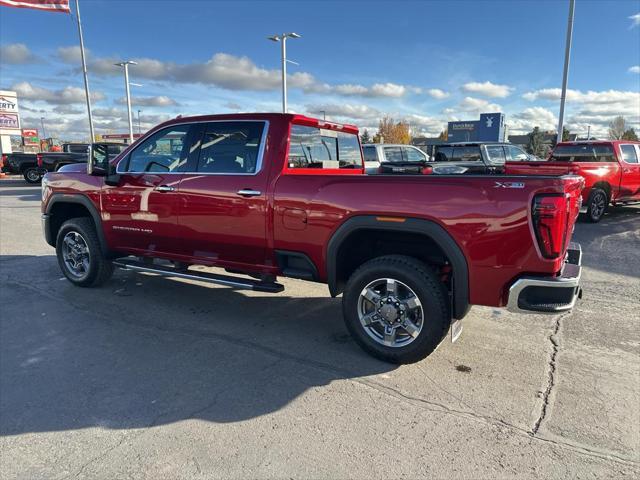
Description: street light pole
xmin=268 ymin=32 xmax=301 ymax=113
xmin=587 ymin=125 xmax=591 ymax=140
xmin=40 ymin=117 xmax=47 ymax=139
xmin=557 ymin=0 xmax=575 ymax=145
xmin=115 ymin=61 xmax=137 ymax=144
xmin=137 ymin=109 xmax=141 ymax=135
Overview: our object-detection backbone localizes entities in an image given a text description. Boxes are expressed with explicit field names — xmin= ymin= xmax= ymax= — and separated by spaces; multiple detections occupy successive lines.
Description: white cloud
xmin=509 ymin=107 xmax=557 ymax=132
xmin=458 ymin=96 xmax=502 ymax=113
xmin=426 ymin=88 xmax=450 ymax=99
xmin=630 ymin=12 xmax=640 ymax=28
xmin=57 ymin=46 xmax=84 ymax=63
xmin=305 ymin=103 xmax=382 ymax=121
xmin=461 ymin=81 xmax=513 ymax=98
xmin=629 ymin=65 xmax=640 ymax=74
xmin=11 ymin=82 xmax=105 ymax=104
xmin=330 ymin=82 xmax=408 ymax=98
xmin=116 ymin=95 xmax=178 ymax=107
xmin=0 ymin=43 xmax=38 ymax=64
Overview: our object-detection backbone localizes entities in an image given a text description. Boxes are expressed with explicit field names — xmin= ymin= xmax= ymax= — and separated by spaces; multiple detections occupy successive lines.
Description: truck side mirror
xmin=87 ymin=143 xmax=109 ymax=176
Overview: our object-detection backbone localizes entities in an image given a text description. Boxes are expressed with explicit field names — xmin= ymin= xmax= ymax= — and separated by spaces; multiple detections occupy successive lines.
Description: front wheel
xmin=23 ymin=167 xmax=42 ymax=184
xmin=586 ymin=188 xmax=608 ymax=223
xmin=56 ymin=217 xmax=114 ymax=287
xmin=342 ymin=255 xmax=450 ymax=364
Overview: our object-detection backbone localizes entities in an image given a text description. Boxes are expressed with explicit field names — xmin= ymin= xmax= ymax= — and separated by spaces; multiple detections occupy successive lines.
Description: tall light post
xmin=267 ymin=32 xmax=301 ymax=113
xmin=557 ymin=0 xmax=575 ymax=145
xmin=137 ymin=109 xmax=142 ymax=135
xmin=115 ymin=60 xmax=138 ymax=143
xmin=40 ymin=117 xmax=47 ymax=139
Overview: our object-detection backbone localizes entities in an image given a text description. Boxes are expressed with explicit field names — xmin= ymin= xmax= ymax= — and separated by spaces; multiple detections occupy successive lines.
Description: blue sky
xmin=1 ymin=0 xmax=638 ymax=140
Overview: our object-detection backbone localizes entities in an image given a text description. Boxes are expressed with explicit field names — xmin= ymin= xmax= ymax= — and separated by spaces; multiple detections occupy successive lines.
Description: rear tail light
xmin=532 ymin=194 xmax=569 ymax=259
xmin=0 ymin=154 xmax=6 ymax=166
xmin=421 ymin=166 xmax=433 ymax=175
xmin=36 ymin=154 xmax=43 ymax=167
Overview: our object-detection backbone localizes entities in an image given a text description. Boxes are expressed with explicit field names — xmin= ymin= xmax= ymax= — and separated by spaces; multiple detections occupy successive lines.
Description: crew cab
xmin=505 ymin=140 xmax=640 ymax=222
xmin=41 ymin=113 xmax=584 ymax=363
xmin=432 ymin=142 xmax=536 ymax=175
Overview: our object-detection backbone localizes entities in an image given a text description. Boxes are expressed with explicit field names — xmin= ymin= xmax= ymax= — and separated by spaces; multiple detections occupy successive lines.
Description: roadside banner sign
xmin=22 ymin=128 xmax=39 ymax=145
xmin=0 ymin=0 xmax=70 ymax=13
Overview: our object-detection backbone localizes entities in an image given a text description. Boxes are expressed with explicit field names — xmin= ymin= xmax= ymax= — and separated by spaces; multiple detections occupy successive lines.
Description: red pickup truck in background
xmin=41 ymin=113 xmax=584 ymax=363
xmin=505 ymin=140 xmax=640 ymax=222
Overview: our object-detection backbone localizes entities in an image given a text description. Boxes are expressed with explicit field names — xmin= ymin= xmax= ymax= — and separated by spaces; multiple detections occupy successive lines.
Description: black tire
xmin=56 ymin=217 xmax=114 ymax=287
xmin=586 ymin=188 xmax=608 ymax=223
xmin=23 ymin=167 xmax=42 ymax=184
xmin=342 ymin=255 xmax=450 ymax=364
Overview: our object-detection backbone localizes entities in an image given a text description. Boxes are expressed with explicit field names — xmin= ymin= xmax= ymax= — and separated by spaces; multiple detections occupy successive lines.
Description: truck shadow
xmin=1 ymin=255 xmax=396 ymax=436
xmin=573 ymin=205 xmax=640 ymax=279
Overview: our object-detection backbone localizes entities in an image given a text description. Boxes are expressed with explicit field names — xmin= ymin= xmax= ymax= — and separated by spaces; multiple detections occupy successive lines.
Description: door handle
xmin=154 ymin=185 xmax=175 ymax=192
xmin=623 ymin=168 xmax=632 ymax=173
xmin=237 ymin=189 xmax=261 ymax=197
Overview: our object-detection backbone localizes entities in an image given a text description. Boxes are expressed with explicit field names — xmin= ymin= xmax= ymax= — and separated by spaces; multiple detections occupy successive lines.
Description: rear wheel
xmin=342 ymin=255 xmax=450 ymax=364
xmin=23 ymin=167 xmax=41 ymax=184
xmin=586 ymin=188 xmax=607 ymax=223
xmin=56 ymin=217 xmax=114 ymax=287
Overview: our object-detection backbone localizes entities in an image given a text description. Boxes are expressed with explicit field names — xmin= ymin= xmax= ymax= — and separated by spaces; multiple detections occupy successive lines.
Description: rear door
xmin=176 ymin=120 xmax=271 ymax=268
xmin=101 ymin=124 xmax=195 ymax=254
xmin=618 ymin=143 xmax=640 ymax=199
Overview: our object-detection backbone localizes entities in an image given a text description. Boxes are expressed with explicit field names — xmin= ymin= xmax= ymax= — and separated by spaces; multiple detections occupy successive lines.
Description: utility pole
xmin=137 ymin=109 xmax=142 ymax=135
xmin=557 ymin=0 xmax=575 ymax=145
xmin=40 ymin=117 xmax=47 ymax=139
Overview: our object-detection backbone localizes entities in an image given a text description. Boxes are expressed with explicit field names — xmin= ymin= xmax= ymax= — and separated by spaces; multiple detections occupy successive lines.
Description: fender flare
xmin=45 ymin=193 xmax=109 ymax=255
xmin=326 ymin=215 xmax=470 ymax=320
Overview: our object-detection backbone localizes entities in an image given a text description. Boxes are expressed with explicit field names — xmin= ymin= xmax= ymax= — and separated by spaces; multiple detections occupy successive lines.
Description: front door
xmin=177 ymin=120 xmax=271 ymax=269
xmin=101 ymin=124 xmax=195 ymax=255
xmin=618 ymin=144 xmax=640 ymax=199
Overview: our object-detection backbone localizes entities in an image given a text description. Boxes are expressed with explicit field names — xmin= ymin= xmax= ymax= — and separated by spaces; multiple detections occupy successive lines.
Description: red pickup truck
xmin=41 ymin=113 xmax=584 ymax=363
xmin=506 ymin=140 xmax=640 ymax=222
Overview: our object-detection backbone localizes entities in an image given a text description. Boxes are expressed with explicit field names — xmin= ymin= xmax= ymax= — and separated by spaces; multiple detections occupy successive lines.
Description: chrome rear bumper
xmin=507 ymin=243 xmax=582 ymax=314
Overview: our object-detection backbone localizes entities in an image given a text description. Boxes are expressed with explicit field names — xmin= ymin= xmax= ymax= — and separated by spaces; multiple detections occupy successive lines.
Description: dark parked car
xmin=431 ymin=142 xmax=536 ymax=174
xmin=37 ymin=143 xmax=127 ymax=181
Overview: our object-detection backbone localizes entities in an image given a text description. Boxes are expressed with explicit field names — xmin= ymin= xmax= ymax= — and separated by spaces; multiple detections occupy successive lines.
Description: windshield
xmin=550 ymin=144 xmax=616 ymax=163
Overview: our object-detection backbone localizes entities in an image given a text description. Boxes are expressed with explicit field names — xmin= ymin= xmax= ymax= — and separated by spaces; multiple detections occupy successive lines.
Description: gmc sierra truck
xmin=42 ymin=113 xmax=584 ymax=363
xmin=505 ymin=140 xmax=640 ymax=222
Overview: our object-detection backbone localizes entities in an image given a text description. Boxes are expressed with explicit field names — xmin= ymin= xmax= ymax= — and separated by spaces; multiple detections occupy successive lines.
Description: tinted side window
xmin=383 ymin=147 xmax=403 ymax=162
xmin=620 ymin=144 xmax=638 ymax=164
xmin=196 ymin=122 xmax=265 ymax=174
xmin=452 ymin=146 xmax=482 ymax=162
xmin=404 ymin=147 xmax=427 ymax=162
xmin=363 ymin=146 xmax=378 ymax=162
xmin=507 ymin=145 xmax=528 ymax=161
xmin=124 ymin=125 xmax=191 ymax=173
xmin=486 ymin=145 xmax=506 ymax=163
xmin=288 ymin=125 xmax=362 ymax=169
xmin=434 ymin=146 xmax=453 ymax=162
xmin=68 ymin=144 xmax=89 ymax=153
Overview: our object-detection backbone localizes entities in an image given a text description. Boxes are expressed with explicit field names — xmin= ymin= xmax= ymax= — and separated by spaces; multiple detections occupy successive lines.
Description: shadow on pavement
xmin=573 ymin=205 xmax=640 ymax=278
xmin=0 ymin=255 xmax=396 ymax=436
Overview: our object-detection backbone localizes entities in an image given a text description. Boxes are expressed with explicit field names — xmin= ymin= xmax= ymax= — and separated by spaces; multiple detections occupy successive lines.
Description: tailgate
xmin=505 ymin=161 xmax=572 ymax=176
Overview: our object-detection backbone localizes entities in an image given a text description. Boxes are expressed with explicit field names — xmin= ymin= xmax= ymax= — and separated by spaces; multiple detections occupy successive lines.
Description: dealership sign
xmin=0 ymin=114 xmax=20 ymax=129
xmin=0 ymin=90 xmax=20 ymax=135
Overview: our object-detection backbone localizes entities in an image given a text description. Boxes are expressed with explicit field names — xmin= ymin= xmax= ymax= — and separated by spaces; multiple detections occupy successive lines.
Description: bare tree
xmin=608 ymin=116 xmax=626 ymax=140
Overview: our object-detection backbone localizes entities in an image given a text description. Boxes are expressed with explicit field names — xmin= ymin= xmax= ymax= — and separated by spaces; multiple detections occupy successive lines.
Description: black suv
xmin=431 ymin=142 xmax=537 ymax=174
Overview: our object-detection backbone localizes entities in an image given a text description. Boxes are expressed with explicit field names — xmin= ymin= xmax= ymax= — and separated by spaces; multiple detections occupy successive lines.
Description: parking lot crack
xmin=530 ymin=313 xmax=564 ymax=436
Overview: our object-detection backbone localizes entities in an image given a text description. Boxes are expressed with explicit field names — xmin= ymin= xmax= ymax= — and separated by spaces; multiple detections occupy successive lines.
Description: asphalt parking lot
xmin=0 ymin=177 xmax=638 ymax=479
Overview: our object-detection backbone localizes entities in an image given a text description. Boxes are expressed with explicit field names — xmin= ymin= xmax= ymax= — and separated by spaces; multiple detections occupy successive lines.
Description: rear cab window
xmin=286 ymin=123 xmax=363 ymax=174
xmin=485 ymin=145 xmax=506 ymax=163
xmin=550 ymin=144 xmax=616 ymax=163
